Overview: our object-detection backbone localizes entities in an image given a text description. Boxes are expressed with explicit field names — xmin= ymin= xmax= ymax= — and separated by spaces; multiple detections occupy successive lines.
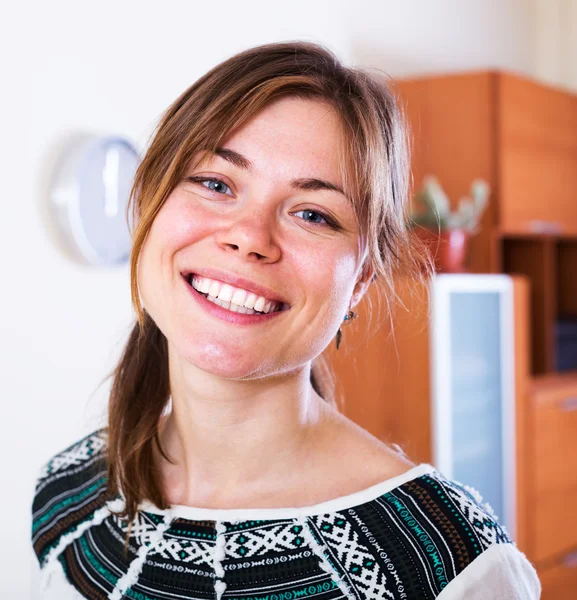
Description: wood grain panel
xmin=395 ymin=73 xmax=497 ymax=274
xmin=531 ymin=374 xmax=577 ymax=563
xmin=539 ymin=555 xmax=577 ymax=600
xmin=498 ymin=73 xmax=577 ymax=232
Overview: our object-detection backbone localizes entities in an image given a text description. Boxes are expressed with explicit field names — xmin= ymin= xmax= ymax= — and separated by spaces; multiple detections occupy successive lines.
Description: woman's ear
xmin=349 ymin=262 xmax=375 ymax=309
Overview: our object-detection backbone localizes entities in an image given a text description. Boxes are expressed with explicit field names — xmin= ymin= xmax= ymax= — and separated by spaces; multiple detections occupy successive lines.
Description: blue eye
xmin=186 ymin=176 xmax=340 ymax=229
xmin=294 ymin=209 xmax=334 ymax=227
xmin=187 ymin=176 xmax=232 ymax=196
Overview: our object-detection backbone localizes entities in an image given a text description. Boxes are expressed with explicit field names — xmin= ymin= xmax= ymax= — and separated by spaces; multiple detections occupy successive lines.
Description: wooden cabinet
xmin=496 ymin=234 xmax=558 ymax=374
xmin=398 ymin=73 xmax=577 ymax=383
xmin=498 ymin=75 xmax=577 ymax=233
xmin=530 ymin=375 xmax=577 ymax=565
xmin=325 ymin=274 xmax=577 ymax=596
xmin=328 ymin=70 xmax=577 ymax=597
xmin=395 ymin=73 xmax=497 ymax=275
xmin=494 ymin=232 xmax=577 ymax=376
xmin=395 ymin=71 xmax=577 ymax=273
xmin=540 ymin=555 xmax=577 ymax=600
xmin=395 ymin=71 xmax=577 ymax=380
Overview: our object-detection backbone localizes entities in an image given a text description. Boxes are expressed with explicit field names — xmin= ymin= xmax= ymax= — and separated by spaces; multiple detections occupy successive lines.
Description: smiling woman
xmin=31 ymin=41 xmax=541 ymax=599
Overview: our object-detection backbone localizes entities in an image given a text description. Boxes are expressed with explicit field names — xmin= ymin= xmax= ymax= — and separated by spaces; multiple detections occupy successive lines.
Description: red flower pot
xmin=414 ymin=228 xmax=469 ymax=273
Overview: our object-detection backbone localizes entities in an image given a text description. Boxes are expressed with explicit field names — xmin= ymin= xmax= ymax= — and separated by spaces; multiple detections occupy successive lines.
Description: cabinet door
xmin=532 ymin=377 xmax=577 ymax=563
xmin=539 ymin=551 xmax=577 ymax=600
xmin=499 ymin=73 xmax=577 ymax=233
xmin=432 ymin=274 xmax=516 ymax=537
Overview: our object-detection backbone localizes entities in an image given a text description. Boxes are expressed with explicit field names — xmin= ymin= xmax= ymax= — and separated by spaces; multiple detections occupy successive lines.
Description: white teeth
xmin=245 ymin=293 xmax=257 ymax=309
xmin=190 ymin=274 xmax=284 ymax=314
xmin=206 ymin=295 xmax=258 ymax=314
xmin=253 ymin=297 xmax=266 ymax=312
xmin=199 ymin=277 xmax=211 ymax=294
xmin=208 ymin=281 xmax=220 ymax=298
xmin=231 ymin=289 xmax=248 ymax=306
xmin=217 ymin=284 xmax=234 ymax=302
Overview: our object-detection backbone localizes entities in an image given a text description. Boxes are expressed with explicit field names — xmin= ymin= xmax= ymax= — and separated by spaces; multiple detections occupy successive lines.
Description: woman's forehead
xmin=225 ymin=98 xmax=343 ymax=160
xmin=193 ymin=97 xmax=356 ymax=189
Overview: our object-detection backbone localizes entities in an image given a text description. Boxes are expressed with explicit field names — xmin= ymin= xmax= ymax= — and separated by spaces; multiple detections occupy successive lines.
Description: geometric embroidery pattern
xmin=226 ymin=521 xmax=306 ymax=558
xmin=36 ymin=430 xmax=106 ymax=481
xmin=32 ymin=429 xmax=517 ymax=600
xmin=147 ymin=537 xmax=215 ymax=565
xmin=309 ymin=512 xmax=393 ymax=600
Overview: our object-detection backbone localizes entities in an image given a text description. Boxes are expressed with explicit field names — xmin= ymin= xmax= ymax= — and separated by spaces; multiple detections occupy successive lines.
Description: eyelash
xmin=186 ymin=176 xmax=340 ymax=229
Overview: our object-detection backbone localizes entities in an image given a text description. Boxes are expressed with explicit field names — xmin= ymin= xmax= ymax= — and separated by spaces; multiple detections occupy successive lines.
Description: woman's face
xmin=138 ymin=96 xmax=371 ymax=380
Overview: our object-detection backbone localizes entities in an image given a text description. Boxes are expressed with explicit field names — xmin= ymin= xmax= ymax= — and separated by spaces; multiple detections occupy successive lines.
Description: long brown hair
xmin=105 ymin=41 xmax=432 ymax=525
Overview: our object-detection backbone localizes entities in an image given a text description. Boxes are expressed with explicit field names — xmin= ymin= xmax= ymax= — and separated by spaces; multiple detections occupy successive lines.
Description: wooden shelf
xmin=530 ymin=370 xmax=577 ymax=392
xmin=494 ymin=229 xmax=577 ymax=376
xmin=495 ymin=228 xmax=577 ymax=241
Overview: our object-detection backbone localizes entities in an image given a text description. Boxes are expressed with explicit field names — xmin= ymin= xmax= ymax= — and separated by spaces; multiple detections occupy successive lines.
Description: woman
xmin=31 ymin=41 xmax=541 ymax=599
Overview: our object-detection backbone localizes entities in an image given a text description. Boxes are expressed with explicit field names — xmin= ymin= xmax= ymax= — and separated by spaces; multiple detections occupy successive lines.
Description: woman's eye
xmin=187 ymin=177 xmax=232 ymax=196
xmin=293 ymin=209 xmax=336 ymax=228
xmin=185 ymin=178 xmax=340 ymax=229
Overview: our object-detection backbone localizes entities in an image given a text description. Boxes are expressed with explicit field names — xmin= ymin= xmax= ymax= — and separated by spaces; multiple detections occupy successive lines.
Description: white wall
xmin=534 ymin=0 xmax=577 ymax=90
xmin=3 ymin=0 xmax=540 ymax=595
xmin=345 ymin=0 xmax=537 ymax=77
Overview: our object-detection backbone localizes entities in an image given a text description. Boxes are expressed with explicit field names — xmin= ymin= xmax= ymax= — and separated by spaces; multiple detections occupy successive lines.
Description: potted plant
xmin=410 ymin=176 xmax=490 ymax=273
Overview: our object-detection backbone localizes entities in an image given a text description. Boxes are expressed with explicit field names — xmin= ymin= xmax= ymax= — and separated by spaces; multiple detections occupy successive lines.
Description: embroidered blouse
xmin=31 ymin=430 xmax=541 ymax=599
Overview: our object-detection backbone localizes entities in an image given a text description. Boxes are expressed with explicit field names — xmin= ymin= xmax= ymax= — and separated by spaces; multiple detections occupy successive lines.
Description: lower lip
xmin=182 ymin=275 xmax=289 ymax=325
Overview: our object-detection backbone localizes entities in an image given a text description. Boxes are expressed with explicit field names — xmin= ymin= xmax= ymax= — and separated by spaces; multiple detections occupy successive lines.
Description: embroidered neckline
xmin=138 ymin=463 xmax=436 ymax=521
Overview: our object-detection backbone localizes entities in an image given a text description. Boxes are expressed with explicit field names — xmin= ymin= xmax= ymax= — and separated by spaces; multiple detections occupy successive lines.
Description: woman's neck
xmin=156 ymin=360 xmax=333 ymax=508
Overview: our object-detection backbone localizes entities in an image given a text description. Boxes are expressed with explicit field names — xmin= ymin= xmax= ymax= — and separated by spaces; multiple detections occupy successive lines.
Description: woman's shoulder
xmin=336 ymin=466 xmax=541 ymax=598
xmin=31 ymin=428 xmax=109 ymax=569
xmin=312 ymin=412 xmax=539 ymax=594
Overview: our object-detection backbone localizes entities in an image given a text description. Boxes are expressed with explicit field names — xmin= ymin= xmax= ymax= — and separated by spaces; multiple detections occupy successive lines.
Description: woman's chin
xmin=174 ymin=339 xmax=277 ymax=379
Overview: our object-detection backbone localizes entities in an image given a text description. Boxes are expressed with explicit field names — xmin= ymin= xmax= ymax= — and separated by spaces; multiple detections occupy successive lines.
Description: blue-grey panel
xmin=449 ymin=291 xmax=505 ymax=525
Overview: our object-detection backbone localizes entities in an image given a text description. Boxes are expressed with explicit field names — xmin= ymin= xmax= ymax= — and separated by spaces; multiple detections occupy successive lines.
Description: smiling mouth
xmin=184 ymin=274 xmax=288 ymax=315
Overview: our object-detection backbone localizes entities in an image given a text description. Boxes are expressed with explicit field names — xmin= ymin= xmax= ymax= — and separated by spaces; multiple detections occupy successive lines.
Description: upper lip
xmin=181 ymin=267 xmax=290 ymax=308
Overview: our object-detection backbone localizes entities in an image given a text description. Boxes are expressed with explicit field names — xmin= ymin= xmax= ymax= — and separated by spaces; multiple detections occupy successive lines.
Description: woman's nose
xmin=215 ymin=211 xmax=281 ymax=263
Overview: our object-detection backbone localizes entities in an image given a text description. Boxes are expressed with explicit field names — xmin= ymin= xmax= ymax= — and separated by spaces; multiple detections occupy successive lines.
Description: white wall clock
xmin=51 ymin=134 xmax=139 ymax=266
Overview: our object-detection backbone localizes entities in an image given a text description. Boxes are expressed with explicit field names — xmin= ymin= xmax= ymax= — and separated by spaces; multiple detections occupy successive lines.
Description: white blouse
xmin=31 ymin=431 xmax=541 ymax=599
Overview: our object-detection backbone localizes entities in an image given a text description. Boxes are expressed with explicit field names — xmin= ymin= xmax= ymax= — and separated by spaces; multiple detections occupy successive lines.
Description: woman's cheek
xmin=158 ymin=194 xmax=215 ymax=245
xmin=331 ymin=253 xmax=361 ymax=298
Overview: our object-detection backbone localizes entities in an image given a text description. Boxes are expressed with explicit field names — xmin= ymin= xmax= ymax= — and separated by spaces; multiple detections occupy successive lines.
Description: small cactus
xmin=411 ymin=176 xmax=490 ymax=234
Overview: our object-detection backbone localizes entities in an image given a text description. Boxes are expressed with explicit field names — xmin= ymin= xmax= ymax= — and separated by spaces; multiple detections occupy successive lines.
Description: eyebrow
xmin=214 ymin=146 xmax=347 ymax=198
